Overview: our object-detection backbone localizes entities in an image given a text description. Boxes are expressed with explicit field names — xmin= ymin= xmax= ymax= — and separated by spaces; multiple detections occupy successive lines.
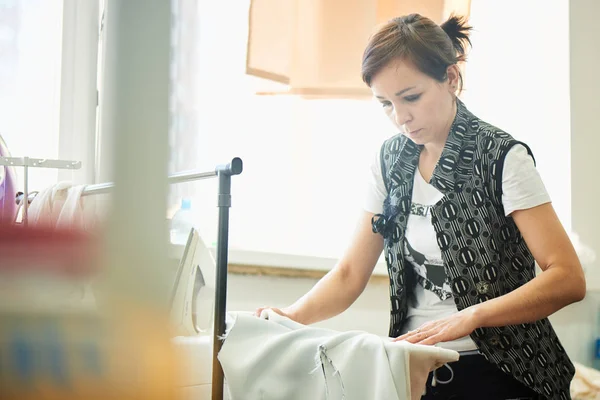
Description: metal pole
xmin=23 ymin=157 xmax=29 ymax=226
xmin=212 ymin=157 xmax=242 ymax=400
xmin=166 ymin=169 xmax=217 ymax=184
xmin=81 ymin=169 xmax=218 ymax=196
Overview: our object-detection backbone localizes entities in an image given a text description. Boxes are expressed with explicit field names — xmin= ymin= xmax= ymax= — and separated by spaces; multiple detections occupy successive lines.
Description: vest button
xmin=476 ymin=281 xmax=490 ymax=294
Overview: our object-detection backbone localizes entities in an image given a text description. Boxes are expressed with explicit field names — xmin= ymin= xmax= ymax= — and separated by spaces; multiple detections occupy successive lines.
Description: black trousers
xmin=421 ymin=352 xmax=543 ymax=400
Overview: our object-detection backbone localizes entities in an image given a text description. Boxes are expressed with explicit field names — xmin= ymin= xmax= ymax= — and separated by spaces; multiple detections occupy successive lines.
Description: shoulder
xmin=380 ymin=133 xmax=408 ymax=156
xmin=377 ymin=133 xmax=412 ymax=193
xmin=504 ymin=143 xmax=535 ymax=166
xmin=378 ymin=133 xmax=409 ymax=174
xmin=469 ymin=118 xmax=534 ymax=162
xmin=473 ymin=119 xmax=516 ymax=146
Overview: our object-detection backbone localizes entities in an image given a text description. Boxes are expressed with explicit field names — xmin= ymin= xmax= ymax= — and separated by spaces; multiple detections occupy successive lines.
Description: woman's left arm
xmin=470 ymin=202 xmax=586 ymax=327
xmin=396 ymin=202 xmax=586 ymax=345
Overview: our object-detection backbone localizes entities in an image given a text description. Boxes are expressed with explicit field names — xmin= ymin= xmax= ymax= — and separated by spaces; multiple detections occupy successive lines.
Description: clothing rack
xmin=80 ymin=167 xmax=225 ymax=196
xmin=6 ymin=155 xmax=242 ymax=399
xmin=0 ymin=156 xmax=82 ymax=225
xmin=81 ymin=157 xmax=243 ymax=400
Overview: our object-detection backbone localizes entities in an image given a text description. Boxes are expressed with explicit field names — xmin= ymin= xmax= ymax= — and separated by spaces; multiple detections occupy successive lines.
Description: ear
xmin=446 ymin=64 xmax=460 ymax=92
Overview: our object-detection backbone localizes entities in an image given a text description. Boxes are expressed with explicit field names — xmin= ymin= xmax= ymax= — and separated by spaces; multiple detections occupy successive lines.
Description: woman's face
xmin=370 ymin=58 xmax=458 ymax=147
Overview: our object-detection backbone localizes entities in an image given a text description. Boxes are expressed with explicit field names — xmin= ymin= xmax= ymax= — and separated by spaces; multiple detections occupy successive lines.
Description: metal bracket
xmin=1 ymin=156 xmax=82 ymax=225
xmin=0 ymin=157 xmax=82 ymax=169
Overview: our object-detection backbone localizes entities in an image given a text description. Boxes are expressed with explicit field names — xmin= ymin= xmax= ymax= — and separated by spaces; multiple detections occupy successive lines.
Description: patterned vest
xmin=371 ymin=99 xmax=575 ymax=400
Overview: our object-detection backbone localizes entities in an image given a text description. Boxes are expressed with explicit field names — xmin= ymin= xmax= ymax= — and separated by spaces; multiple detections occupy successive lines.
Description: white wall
xmin=570 ymin=0 xmax=600 ymax=292
xmin=561 ymin=0 xmax=600 ymax=367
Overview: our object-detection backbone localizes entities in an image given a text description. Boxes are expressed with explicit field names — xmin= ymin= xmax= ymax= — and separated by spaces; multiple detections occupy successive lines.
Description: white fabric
xmin=27 ymin=182 xmax=95 ymax=230
xmin=570 ymin=361 xmax=600 ymax=400
xmin=171 ymin=335 xmax=214 ymax=386
xmin=26 ymin=182 xmax=96 ymax=308
xmin=500 ymin=144 xmax=552 ymax=216
xmin=172 ymin=335 xmax=231 ymax=399
xmin=56 ymin=184 xmax=87 ymax=228
xmin=363 ymin=144 xmax=551 ymax=351
xmin=218 ymin=310 xmax=459 ymax=400
xmin=27 ymin=181 xmax=72 ymax=226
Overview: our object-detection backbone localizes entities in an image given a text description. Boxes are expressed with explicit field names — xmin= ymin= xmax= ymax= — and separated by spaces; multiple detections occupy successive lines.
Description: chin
xmin=404 ymin=133 xmax=427 ymax=146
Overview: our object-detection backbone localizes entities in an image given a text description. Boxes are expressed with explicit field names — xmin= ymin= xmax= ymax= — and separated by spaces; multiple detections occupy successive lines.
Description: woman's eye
xmin=381 ymin=101 xmax=392 ymax=108
xmin=404 ymin=94 xmax=421 ymax=103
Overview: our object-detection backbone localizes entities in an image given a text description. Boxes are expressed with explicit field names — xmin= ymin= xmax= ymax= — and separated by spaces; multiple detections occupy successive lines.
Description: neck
xmin=422 ymin=98 xmax=457 ymax=158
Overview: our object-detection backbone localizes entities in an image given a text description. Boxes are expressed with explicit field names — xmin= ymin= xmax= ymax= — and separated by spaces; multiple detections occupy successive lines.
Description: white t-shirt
xmin=364 ymin=144 xmax=551 ymax=351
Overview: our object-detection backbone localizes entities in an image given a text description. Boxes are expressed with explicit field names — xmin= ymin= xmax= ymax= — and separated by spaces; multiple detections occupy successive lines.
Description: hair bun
xmin=441 ymin=14 xmax=472 ymax=60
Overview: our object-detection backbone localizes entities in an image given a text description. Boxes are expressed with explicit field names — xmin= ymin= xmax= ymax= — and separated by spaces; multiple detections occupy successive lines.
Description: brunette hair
xmin=361 ymin=14 xmax=472 ymax=93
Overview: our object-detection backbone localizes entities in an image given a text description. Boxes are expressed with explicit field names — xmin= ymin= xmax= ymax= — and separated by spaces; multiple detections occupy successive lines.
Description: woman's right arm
xmin=255 ymin=210 xmax=384 ymax=325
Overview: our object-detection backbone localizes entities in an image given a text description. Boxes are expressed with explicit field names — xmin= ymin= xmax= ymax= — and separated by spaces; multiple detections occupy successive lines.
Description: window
xmin=169 ymin=0 xmax=392 ymax=271
xmin=169 ymin=1 xmax=572 ymax=270
xmin=0 ymin=0 xmax=64 ymax=192
xmin=462 ymin=0 xmax=571 ymax=229
xmin=0 ymin=0 xmax=99 ymax=193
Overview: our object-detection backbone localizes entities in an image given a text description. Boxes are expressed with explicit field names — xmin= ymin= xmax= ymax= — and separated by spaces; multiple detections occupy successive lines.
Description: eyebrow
xmin=375 ymin=86 xmax=416 ymax=100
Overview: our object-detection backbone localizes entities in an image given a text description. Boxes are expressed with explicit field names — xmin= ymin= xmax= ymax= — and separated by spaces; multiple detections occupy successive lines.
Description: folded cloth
xmin=218 ymin=310 xmax=459 ymax=400
xmin=28 ymin=182 xmax=95 ymax=230
xmin=56 ymin=184 xmax=87 ymax=229
xmin=571 ymin=362 xmax=600 ymax=400
xmin=26 ymin=182 xmax=97 ymax=308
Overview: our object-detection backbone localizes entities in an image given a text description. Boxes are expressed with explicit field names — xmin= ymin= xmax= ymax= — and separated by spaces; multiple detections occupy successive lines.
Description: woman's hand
xmin=253 ymin=306 xmax=297 ymax=321
xmin=393 ymin=307 xmax=480 ymax=345
xmin=253 ymin=211 xmax=384 ymax=327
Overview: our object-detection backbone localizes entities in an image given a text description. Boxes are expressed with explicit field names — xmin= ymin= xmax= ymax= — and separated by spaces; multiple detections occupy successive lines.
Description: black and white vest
xmin=371 ymin=99 xmax=575 ymax=400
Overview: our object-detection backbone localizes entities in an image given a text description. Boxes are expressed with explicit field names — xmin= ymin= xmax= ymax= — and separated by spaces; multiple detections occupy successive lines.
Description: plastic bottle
xmin=170 ymin=198 xmax=195 ymax=245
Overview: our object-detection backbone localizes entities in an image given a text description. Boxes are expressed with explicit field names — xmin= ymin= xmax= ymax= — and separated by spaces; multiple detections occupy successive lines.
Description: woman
xmin=256 ymin=14 xmax=585 ymax=400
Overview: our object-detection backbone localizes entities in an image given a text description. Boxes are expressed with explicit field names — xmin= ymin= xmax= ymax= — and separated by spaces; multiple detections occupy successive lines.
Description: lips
xmin=407 ymin=129 xmax=422 ymax=135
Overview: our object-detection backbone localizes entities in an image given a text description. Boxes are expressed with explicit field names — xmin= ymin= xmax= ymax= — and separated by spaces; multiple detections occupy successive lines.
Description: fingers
xmin=405 ymin=330 xmax=431 ymax=344
xmin=394 ymin=331 xmax=411 ymax=342
xmin=394 ymin=328 xmax=424 ymax=342
xmin=395 ymin=325 xmax=426 ymax=341
xmin=417 ymin=333 xmax=443 ymax=346
xmin=393 ymin=326 xmax=441 ymax=345
xmin=253 ymin=307 xmax=284 ymax=318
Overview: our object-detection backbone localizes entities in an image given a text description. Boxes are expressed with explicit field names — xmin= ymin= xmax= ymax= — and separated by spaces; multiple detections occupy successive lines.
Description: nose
xmin=394 ymin=107 xmax=411 ymax=129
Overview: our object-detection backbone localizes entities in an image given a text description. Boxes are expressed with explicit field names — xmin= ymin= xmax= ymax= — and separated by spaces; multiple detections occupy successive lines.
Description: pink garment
xmin=0 ymin=135 xmax=18 ymax=224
